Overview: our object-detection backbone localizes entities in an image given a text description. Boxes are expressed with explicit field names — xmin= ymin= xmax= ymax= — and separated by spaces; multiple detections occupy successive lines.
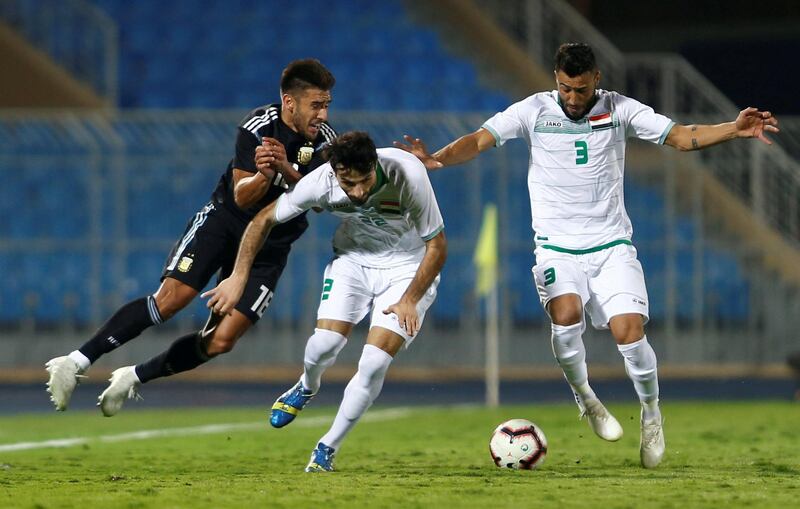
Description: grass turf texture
xmin=1 ymin=402 xmax=798 ymax=508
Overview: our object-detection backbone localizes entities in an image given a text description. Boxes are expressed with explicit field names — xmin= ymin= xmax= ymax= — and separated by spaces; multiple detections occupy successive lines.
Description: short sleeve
xmin=233 ymin=127 xmax=259 ymax=172
xmin=616 ymin=94 xmax=675 ymax=145
xmin=482 ymin=100 xmax=530 ymax=147
xmin=401 ymin=158 xmax=445 ymax=241
xmin=273 ymin=166 xmax=328 ymax=223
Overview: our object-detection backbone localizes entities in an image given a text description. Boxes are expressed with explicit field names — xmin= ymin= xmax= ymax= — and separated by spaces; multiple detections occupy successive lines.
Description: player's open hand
xmin=383 ymin=299 xmax=420 ymax=336
xmin=735 ymin=107 xmax=779 ymax=145
xmin=393 ymin=135 xmax=444 ymax=171
xmin=201 ymin=276 xmax=246 ymax=316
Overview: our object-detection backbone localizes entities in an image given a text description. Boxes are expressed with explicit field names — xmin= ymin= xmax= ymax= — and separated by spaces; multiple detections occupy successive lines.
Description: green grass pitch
xmin=1 ymin=401 xmax=798 ymax=508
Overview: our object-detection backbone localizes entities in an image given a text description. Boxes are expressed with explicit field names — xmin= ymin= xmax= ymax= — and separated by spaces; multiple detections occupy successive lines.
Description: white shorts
xmin=532 ymin=243 xmax=649 ymax=329
xmin=316 ymin=256 xmax=440 ymax=346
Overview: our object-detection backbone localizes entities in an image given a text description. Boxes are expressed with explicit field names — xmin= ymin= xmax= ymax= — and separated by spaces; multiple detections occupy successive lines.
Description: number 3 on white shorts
xmin=543 ymin=267 xmax=556 ymax=286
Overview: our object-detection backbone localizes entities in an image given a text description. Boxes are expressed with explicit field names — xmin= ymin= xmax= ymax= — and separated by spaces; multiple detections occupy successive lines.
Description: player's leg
xmin=609 ymin=313 xmax=659 ymax=420
xmin=306 ymin=265 xmax=439 ymax=472
xmin=307 ymin=327 xmax=403 ymax=473
xmin=97 ymin=310 xmax=253 ymax=416
xmin=44 ymin=289 xmax=175 ymax=411
xmin=533 ymin=252 xmax=623 ymax=441
xmin=270 ymin=320 xmax=352 ymax=428
xmin=588 ymin=244 xmax=664 ymax=466
xmin=46 ymin=203 xmax=222 ymax=411
xmin=301 ymin=321 xmax=352 ymax=394
xmin=97 ymin=251 xmax=281 ymax=416
xmin=271 ymin=259 xmax=368 ymax=428
xmin=608 ymin=313 xmax=663 ymax=467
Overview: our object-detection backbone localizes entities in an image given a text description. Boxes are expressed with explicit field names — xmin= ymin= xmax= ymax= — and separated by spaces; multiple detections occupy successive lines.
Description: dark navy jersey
xmin=211 ymin=103 xmax=336 ymax=249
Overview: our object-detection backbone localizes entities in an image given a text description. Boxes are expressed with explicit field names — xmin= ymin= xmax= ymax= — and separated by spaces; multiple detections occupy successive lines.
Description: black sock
xmin=135 ymin=332 xmax=211 ymax=383
xmin=78 ymin=296 xmax=163 ymax=363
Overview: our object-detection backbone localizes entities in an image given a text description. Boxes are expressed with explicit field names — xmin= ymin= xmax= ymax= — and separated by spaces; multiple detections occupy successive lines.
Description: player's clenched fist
xmin=255 ymin=144 xmax=277 ymax=181
xmin=257 ymin=137 xmax=291 ymax=176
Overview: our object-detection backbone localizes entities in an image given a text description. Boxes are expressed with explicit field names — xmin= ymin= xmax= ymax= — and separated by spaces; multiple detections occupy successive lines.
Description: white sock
xmin=551 ymin=322 xmax=596 ymax=403
xmin=319 ymin=344 xmax=393 ymax=451
xmin=617 ymin=336 xmax=661 ymax=421
xmin=68 ymin=350 xmax=91 ymax=371
xmin=300 ymin=328 xmax=348 ymax=393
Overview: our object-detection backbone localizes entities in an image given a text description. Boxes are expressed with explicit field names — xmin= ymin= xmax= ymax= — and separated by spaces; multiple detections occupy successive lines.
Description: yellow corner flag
xmin=474 ymin=204 xmax=498 ymax=296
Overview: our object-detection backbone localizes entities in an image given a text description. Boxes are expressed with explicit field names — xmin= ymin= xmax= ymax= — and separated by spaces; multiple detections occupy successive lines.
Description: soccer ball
xmin=489 ymin=418 xmax=548 ymax=470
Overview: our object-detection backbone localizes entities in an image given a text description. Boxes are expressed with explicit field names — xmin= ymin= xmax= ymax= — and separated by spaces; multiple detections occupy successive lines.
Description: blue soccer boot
xmin=270 ymin=380 xmax=315 ymax=428
xmin=305 ymin=442 xmax=336 ymax=472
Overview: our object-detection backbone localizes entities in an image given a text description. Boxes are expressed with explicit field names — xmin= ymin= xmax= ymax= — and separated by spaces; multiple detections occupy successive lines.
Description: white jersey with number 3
xmin=482 ymin=89 xmax=674 ymax=252
xmin=274 ymin=147 xmax=445 ymax=267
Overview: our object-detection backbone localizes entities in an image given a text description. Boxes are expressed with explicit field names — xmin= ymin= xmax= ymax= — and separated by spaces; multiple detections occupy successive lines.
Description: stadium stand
xmin=0 ymin=0 xmax=752 ymax=330
xmin=90 ymin=0 xmax=510 ymax=112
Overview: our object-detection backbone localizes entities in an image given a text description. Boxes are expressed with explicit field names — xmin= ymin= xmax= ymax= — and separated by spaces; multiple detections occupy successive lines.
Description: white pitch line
xmin=0 ymin=407 xmax=412 ymax=453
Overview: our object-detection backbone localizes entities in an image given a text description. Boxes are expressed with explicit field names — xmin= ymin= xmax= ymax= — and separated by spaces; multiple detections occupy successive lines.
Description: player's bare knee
xmin=549 ymin=305 xmax=582 ymax=326
xmin=547 ymin=295 xmax=582 ymax=326
xmin=611 ymin=316 xmax=645 ymax=344
xmin=153 ymin=280 xmax=197 ymax=320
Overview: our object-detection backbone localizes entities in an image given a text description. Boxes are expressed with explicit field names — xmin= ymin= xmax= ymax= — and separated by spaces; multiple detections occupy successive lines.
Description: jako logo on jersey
xmin=297 ymin=145 xmax=314 ymax=165
xmin=545 ymin=120 xmax=562 ymax=128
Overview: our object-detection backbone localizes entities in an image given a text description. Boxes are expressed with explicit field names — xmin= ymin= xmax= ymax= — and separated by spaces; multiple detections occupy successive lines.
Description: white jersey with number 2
xmin=274 ymin=147 xmax=445 ymax=267
xmin=482 ymin=89 xmax=674 ymax=252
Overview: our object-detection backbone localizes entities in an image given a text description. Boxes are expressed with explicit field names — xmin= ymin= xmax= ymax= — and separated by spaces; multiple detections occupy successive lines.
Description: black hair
xmin=323 ymin=131 xmax=377 ymax=175
xmin=280 ymin=59 xmax=336 ymax=95
xmin=554 ymin=43 xmax=597 ymax=76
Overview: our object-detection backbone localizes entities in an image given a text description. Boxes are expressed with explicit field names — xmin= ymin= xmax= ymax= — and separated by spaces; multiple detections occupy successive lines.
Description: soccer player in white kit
xmin=395 ymin=43 xmax=779 ymax=468
xmin=204 ymin=131 xmax=447 ymax=472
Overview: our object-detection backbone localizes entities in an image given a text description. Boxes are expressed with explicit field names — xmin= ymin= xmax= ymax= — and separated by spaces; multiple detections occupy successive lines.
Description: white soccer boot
xmin=45 ymin=356 xmax=87 ymax=411
xmin=640 ymin=411 xmax=665 ymax=468
xmin=98 ymin=366 xmax=142 ymax=417
xmin=580 ymin=398 xmax=624 ymax=442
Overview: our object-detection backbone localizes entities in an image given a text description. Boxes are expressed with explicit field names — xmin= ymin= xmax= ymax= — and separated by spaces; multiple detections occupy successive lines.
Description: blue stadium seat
xmin=0 ymin=254 xmax=25 ymax=322
xmin=89 ymin=0 xmax=510 ymax=111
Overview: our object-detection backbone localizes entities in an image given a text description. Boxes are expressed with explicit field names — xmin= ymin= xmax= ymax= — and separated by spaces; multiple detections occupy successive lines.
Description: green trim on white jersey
xmin=658 ymin=121 xmax=676 ymax=145
xmin=540 ymin=238 xmax=632 ymax=254
xmin=482 ymin=124 xmax=501 ymax=146
xmin=368 ymin=162 xmax=388 ymax=197
xmin=421 ymin=225 xmax=444 ymax=242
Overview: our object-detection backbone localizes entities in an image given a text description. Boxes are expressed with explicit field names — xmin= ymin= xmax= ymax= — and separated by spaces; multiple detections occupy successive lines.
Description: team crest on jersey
xmin=297 ymin=145 xmax=314 ymax=165
xmin=177 ymin=256 xmax=193 ymax=272
xmin=588 ymin=113 xmax=613 ymax=131
xmin=380 ymin=200 xmax=401 ymax=214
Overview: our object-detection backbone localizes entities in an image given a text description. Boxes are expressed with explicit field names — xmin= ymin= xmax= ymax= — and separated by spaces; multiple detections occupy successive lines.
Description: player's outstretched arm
xmin=202 ymin=202 xmax=278 ymax=315
xmin=383 ymin=230 xmax=447 ymax=336
xmin=393 ymin=128 xmax=496 ymax=171
xmin=665 ymin=107 xmax=779 ymax=151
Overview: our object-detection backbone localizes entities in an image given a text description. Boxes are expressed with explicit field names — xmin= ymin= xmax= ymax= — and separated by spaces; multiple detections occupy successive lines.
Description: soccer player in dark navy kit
xmin=46 ymin=59 xmax=337 ymax=415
